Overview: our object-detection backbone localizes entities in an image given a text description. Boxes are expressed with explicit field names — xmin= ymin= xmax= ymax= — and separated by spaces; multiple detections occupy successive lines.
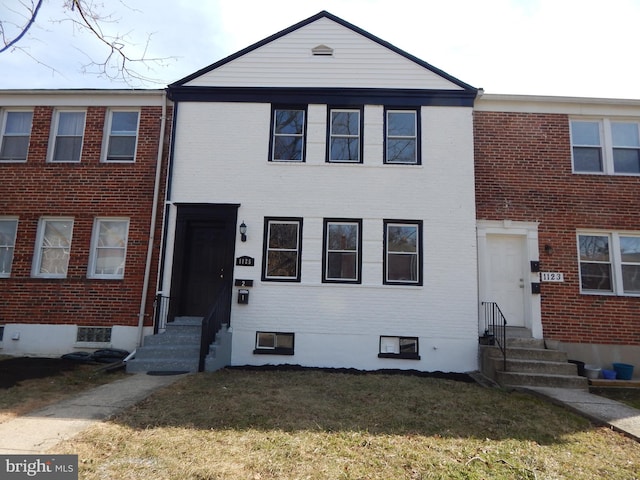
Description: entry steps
xmin=481 ymin=337 xmax=588 ymax=389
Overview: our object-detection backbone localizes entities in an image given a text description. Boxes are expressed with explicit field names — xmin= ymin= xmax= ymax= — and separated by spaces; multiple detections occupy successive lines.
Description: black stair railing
xmin=199 ymin=285 xmax=231 ymax=372
xmin=482 ymin=301 xmax=507 ymax=371
xmin=153 ymin=294 xmax=171 ymax=334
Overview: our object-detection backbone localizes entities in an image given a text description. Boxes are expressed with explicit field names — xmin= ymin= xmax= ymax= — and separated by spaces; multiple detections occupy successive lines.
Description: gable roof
xmin=171 ymin=11 xmax=476 ymax=92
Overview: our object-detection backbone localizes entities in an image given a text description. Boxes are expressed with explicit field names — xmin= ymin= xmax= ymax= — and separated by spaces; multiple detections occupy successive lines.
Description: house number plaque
xmin=236 ymin=256 xmax=255 ymax=266
xmin=541 ymin=272 xmax=564 ymax=282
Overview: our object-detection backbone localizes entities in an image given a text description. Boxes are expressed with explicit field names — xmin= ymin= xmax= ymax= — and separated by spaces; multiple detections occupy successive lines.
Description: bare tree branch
xmin=1 ymin=0 xmax=174 ymax=85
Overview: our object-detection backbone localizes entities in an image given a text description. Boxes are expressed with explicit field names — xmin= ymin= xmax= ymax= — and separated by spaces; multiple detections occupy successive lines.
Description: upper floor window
xmin=322 ymin=219 xmax=362 ymax=283
xmin=270 ymin=107 xmax=306 ymax=162
xmin=50 ymin=111 xmax=86 ymax=163
xmin=0 ymin=110 xmax=33 ymax=162
xmin=328 ymin=108 xmax=361 ymax=163
xmin=0 ymin=218 xmax=18 ymax=277
xmin=262 ymin=217 xmax=303 ymax=281
xmin=578 ymin=232 xmax=640 ymax=296
xmin=104 ymin=111 xmax=139 ymax=162
xmin=32 ymin=217 xmax=74 ymax=278
xmin=88 ymin=218 xmax=129 ymax=279
xmin=571 ymin=119 xmax=640 ymax=175
xmin=269 ymin=108 xmax=307 ymax=162
xmin=385 ymin=109 xmax=419 ymax=164
xmin=384 ymin=220 xmax=422 ymax=285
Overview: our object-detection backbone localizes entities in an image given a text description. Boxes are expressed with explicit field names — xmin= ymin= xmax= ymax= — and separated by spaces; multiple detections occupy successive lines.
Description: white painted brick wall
xmin=169 ymin=101 xmax=478 ymax=372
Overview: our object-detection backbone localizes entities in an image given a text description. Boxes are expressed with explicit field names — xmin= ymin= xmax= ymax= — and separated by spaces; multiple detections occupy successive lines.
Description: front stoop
xmin=126 ymin=317 xmax=203 ymax=373
xmin=481 ymin=337 xmax=588 ymax=390
xmin=204 ymin=324 xmax=232 ymax=372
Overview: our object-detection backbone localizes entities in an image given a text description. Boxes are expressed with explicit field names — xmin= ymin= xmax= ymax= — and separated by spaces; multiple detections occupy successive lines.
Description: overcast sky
xmin=1 ymin=0 xmax=639 ymax=99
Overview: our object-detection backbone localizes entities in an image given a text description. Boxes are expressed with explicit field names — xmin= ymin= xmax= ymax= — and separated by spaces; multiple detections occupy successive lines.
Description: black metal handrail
xmin=482 ymin=301 xmax=507 ymax=371
xmin=153 ymin=294 xmax=171 ymax=334
xmin=199 ymin=285 xmax=231 ymax=372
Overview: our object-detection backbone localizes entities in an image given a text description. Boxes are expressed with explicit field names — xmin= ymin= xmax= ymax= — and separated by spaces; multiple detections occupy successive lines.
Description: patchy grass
xmin=0 ymin=356 xmax=127 ymax=423
xmin=58 ymin=369 xmax=640 ymax=479
xmin=590 ymin=387 xmax=640 ymax=410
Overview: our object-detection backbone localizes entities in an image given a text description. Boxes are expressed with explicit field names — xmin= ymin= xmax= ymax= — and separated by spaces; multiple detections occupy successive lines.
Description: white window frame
xmin=328 ymin=108 xmax=361 ymax=163
xmin=385 ymin=108 xmax=419 ymax=165
xmin=49 ymin=110 xmax=86 ymax=163
xmin=102 ymin=109 xmax=140 ymax=163
xmin=88 ymin=218 xmax=130 ymax=279
xmin=0 ymin=218 xmax=18 ymax=277
xmin=32 ymin=217 xmax=74 ymax=278
xmin=577 ymin=231 xmax=640 ymax=296
xmin=0 ymin=109 xmax=33 ymax=163
xmin=384 ymin=220 xmax=422 ymax=285
xmin=262 ymin=218 xmax=303 ymax=282
xmin=571 ymin=118 xmax=640 ymax=175
xmin=322 ymin=219 xmax=361 ymax=283
xmin=270 ymin=107 xmax=306 ymax=162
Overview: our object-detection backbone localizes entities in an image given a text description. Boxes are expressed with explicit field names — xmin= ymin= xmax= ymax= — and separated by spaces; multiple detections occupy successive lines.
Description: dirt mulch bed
xmin=0 ymin=356 xmax=87 ymax=389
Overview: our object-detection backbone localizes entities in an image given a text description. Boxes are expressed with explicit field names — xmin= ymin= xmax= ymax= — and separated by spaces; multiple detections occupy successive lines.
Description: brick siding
xmin=0 ymin=104 xmax=171 ymax=329
xmin=474 ymin=111 xmax=640 ymax=345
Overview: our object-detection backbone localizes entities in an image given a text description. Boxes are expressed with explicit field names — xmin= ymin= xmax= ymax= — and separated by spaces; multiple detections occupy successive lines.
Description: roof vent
xmin=312 ymin=44 xmax=333 ymax=56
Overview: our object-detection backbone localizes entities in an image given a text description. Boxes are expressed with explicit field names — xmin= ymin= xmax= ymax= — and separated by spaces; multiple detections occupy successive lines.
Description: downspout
xmin=136 ymin=92 xmax=168 ymax=347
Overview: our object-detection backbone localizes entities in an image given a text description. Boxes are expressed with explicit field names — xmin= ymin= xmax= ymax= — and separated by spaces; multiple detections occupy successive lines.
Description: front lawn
xmin=60 ymin=369 xmax=640 ymax=479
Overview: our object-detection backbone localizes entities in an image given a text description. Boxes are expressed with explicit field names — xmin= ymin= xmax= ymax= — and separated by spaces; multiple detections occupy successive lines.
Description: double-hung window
xmin=270 ymin=107 xmax=306 ymax=162
xmin=262 ymin=218 xmax=303 ymax=281
xmin=104 ymin=111 xmax=139 ymax=162
xmin=385 ymin=108 xmax=419 ymax=164
xmin=32 ymin=218 xmax=74 ymax=278
xmin=323 ymin=219 xmax=361 ymax=283
xmin=384 ymin=220 xmax=422 ymax=285
xmin=571 ymin=119 xmax=640 ymax=174
xmin=51 ymin=111 xmax=86 ymax=162
xmin=88 ymin=218 xmax=129 ymax=279
xmin=0 ymin=219 xmax=18 ymax=277
xmin=578 ymin=232 xmax=640 ymax=295
xmin=0 ymin=110 xmax=33 ymax=162
xmin=328 ymin=108 xmax=361 ymax=163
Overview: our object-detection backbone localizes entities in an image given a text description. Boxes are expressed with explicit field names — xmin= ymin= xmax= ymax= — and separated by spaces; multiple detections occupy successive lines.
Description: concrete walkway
xmin=0 ymin=373 xmax=186 ymax=454
xmin=524 ymin=386 xmax=640 ymax=441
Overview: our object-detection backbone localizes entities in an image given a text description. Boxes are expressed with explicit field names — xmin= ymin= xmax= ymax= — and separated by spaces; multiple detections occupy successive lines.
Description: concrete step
xmin=505 ymin=337 xmax=545 ymax=349
xmin=486 ymin=346 xmax=568 ymax=363
xmin=144 ymin=332 xmax=200 ymax=346
xmin=126 ymin=357 xmax=199 ymax=374
xmin=133 ymin=344 xmax=200 ymax=360
xmin=495 ymin=357 xmax=578 ymax=375
xmin=497 ymin=371 xmax=588 ymax=389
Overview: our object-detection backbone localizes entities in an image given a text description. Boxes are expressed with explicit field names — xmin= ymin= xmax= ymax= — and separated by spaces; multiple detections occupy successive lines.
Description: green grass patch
xmin=60 ymin=369 xmax=640 ymax=479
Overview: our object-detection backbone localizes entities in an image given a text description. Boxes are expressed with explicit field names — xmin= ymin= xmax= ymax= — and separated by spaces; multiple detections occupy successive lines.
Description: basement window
xmin=378 ymin=336 xmax=420 ymax=360
xmin=253 ymin=331 xmax=294 ymax=355
xmin=0 ymin=325 xmax=4 ymax=342
xmin=76 ymin=326 xmax=112 ymax=343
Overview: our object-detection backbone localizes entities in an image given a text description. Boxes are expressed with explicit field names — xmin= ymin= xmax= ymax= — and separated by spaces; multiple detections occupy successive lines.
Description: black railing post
xmin=482 ymin=301 xmax=508 ymax=372
xmin=153 ymin=294 xmax=170 ymax=334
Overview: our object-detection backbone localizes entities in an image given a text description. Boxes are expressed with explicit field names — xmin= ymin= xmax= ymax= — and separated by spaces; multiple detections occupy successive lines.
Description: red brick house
xmin=0 ymin=90 xmax=170 ymax=356
xmin=475 ymin=94 xmax=640 ymax=373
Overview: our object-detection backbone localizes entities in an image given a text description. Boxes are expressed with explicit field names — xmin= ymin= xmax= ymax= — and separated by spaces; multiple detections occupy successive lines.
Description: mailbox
xmin=238 ymin=289 xmax=250 ymax=304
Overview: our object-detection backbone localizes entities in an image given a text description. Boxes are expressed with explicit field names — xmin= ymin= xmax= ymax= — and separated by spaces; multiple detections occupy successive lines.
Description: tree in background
xmin=0 ymin=0 xmax=170 ymax=84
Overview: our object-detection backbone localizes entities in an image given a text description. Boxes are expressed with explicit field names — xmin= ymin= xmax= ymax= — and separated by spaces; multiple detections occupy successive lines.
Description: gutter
xmin=136 ymin=91 xmax=168 ymax=347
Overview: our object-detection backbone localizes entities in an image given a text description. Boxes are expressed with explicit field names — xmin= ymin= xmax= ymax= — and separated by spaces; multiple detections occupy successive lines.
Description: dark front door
xmin=169 ymin=204 xmax=238 ymax=319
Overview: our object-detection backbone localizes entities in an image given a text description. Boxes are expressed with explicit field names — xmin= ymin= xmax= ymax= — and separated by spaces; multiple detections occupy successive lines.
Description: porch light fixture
xmin=544 ymin=244 xmax=553 ymax=255
xmin=239 ymin=221 xmax=247 ymax=242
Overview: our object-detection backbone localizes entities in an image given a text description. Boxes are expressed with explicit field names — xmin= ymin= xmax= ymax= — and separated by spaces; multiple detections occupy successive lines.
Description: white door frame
xmin=477 ymin=220 xmax=543 ymax=339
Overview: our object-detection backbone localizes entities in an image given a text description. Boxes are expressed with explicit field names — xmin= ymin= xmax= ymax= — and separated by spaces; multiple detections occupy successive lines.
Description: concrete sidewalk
xmin=524 ymin=386 xmax=640 ymax=442
xmin=0 ymin=373 xmax=186 ymax=454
